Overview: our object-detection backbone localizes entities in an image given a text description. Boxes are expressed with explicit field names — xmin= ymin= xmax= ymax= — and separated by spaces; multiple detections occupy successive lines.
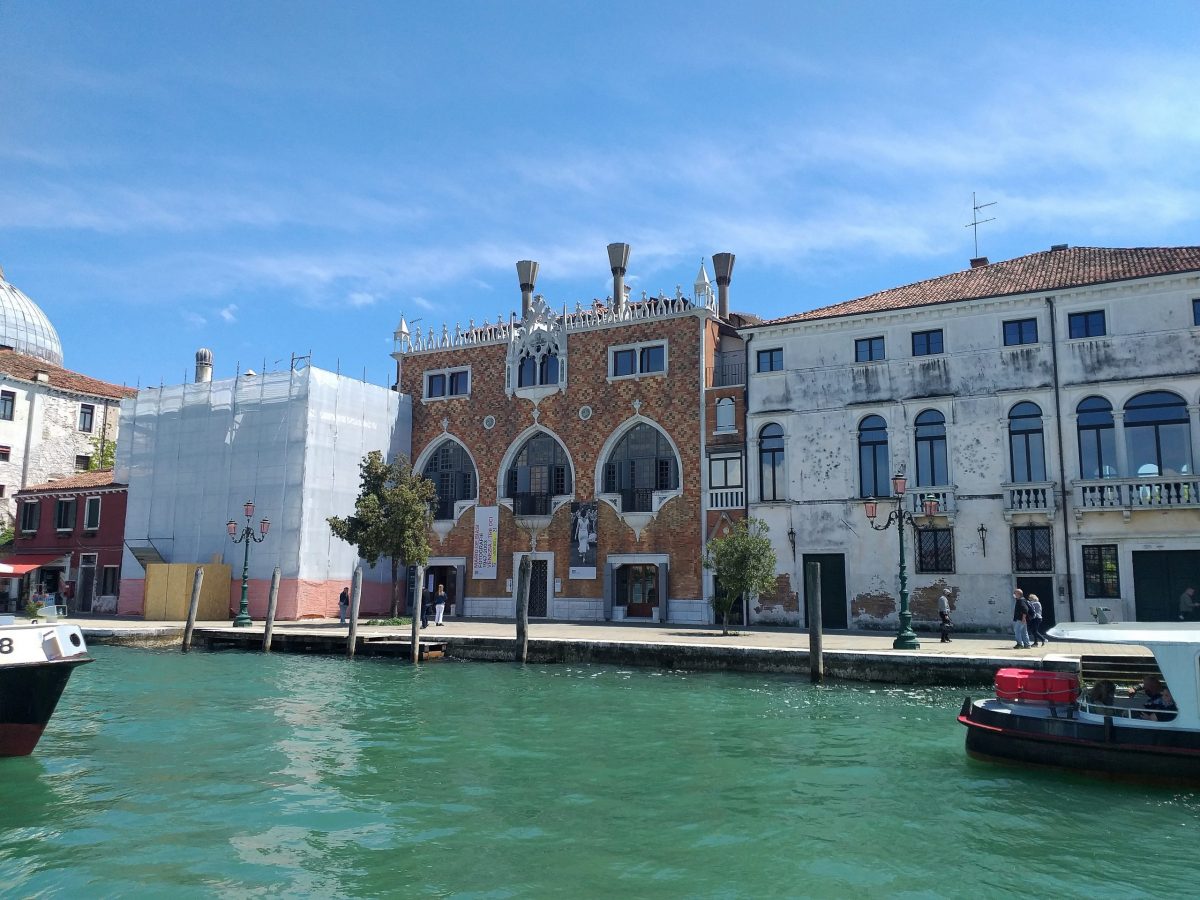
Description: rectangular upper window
xmin=1012 ymin=525 xmax=1052 ymax=573
xmin=19 ymin=499 xmax=39 ymax=532
xmin=0 ymin=391 xmax=14 ymax=421
xmin=75 ymin=455 xmax=91 ymax=472
xmin=1003 ymin=318 xmax=1039 ymax=346
xmin=424 ymin=367 xmax=469 ymax=400
xmin=911 ymin=329 xmax=943 ymax=357
xmin=0 ymin=445 xmax=10 ymax=462
xmin=1193 ymin=298 xmax=1200 ymax=326
xmin=609 ymin=341 xmax=667 ymax=379
xmin=78 ymin=403 xmax=95 ymax=433
xmin=1068 ymin=310 xmax=1106 ymax=339
xmin=855 ymin=336 xmax=885 ymax=362
xmin=55 ymin=497 xmax=76 ymax=531
xmin=709 ymin=455 xmax=743 ymax=489
xmin=1083 ymin=544 xmax=1120 ymax=598
xmin=756 ymin=348 xmax=783 ymax=372
xmin=84 ymin=495 xmax=101 ymax=530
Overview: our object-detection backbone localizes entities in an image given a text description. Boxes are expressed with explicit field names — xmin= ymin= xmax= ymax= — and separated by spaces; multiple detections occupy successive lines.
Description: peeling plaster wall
xmin=747 ymin=267 xmax=1200 ymax=630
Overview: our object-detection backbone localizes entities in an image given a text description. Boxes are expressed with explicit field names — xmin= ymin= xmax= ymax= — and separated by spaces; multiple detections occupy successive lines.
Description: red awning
xmin=0 ymin=554 xmax=65 ymax=575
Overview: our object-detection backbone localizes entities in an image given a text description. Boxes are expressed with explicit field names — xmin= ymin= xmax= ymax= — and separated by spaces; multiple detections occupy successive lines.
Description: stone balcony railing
xmin=1002 ymin=481 xmax=1056 ymax=520
xmin=1073 ymin=476 xmax=1200 ymax=520
xmin=908 ymin=486 xmax=956 ymax=519
xmin=708 ymin=488 xmax=745 ymax=511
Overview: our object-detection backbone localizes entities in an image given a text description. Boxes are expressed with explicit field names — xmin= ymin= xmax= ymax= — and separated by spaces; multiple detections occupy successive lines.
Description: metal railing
xmin=510 ymin=493 xmax=552 ymax=516
xmin=706 ymin=355 xmax=746 ymax=387
xmin=618 ymin=488 xmax=655 ymax=513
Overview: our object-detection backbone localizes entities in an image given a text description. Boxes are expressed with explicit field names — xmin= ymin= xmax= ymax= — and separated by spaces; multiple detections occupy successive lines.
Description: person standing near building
xmin=1012 ymin=588 xmax=1032 ymax=649
xmin=1027 ymin=593 xmax=1046 ymax=647
xmin=434 ymin=584 xmax=447 ymax=626
xmin=1179 ymin=586 xmax=1196 ymax=621
xmin=938 ymin=588 xmax=953 ymax=643
xmin=338 ymin=587 xmax=350 ymax=625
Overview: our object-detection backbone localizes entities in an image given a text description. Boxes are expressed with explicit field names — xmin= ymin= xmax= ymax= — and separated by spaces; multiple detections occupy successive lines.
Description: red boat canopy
xmin=0 ymin=554 xmax=64 ymax=575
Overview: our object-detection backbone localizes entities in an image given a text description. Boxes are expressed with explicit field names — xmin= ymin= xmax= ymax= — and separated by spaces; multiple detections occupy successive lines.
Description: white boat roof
xmin=1048 ymin=621 xmax=1200 ymax=646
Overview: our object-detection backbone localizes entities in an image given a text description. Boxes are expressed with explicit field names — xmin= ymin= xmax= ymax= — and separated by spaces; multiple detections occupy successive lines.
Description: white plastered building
xmin=742 ymin=245 xmax=1200 ymax=632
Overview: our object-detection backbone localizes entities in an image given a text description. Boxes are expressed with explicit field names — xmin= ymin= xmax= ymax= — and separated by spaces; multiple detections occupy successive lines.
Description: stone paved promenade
xmin=74 ymin=616 xmax=1150 ymax=685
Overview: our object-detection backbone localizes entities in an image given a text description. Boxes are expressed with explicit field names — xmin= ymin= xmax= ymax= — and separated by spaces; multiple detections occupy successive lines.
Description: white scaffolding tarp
xmin=117 ymin=366 xmax=411 ymax=585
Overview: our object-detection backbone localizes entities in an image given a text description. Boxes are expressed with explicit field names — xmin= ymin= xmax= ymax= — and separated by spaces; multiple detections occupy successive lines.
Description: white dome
xmin=0 ymin=268 xmax=64 ymax=367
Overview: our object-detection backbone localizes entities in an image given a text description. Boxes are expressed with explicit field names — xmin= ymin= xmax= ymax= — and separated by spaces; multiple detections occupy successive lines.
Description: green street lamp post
xmin=227 ymin=500 xmax=271 ymax=628
xmin=863 ymin=473 xmax=939 ymax=651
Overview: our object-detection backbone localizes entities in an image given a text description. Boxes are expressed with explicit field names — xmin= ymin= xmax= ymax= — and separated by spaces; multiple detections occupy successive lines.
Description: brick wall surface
xmin=401 ymin=313 xmax=710 ymax=604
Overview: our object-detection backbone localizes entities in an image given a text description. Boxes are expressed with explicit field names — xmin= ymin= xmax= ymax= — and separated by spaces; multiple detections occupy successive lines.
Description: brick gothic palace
xmin=393 ymin=244 xmax=750 ymax=625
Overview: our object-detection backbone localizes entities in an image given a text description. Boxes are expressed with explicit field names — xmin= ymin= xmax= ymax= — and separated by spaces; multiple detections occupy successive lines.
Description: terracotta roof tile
xmin=0 ymin=348 xmax=138 ymax=399
xmin=17 ymin=470 xmax=125 ymax=494
xmin=755 ymin=246 xmax=1200 ymax=327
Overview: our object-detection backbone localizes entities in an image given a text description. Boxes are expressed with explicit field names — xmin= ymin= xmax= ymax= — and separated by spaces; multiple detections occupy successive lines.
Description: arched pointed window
xmin=506 ymin=433 xmax=572 ymax=515
xmin=1008 ymin=402 xmax=1046 ymax=483
xmin=1124 ymin=391 xmax=1191 ymax=476
xmin=1077 ymin=396 xmax=1116 ymax=479
xmin=858 ymin=415 xmax=890 ymax=498
xmin=602 ymin=423 xmax=678 ymax=512
xmin=914 ymin=410 xmax=947 ymax=487
xmin=759 ymin=423 xmax=785 ymax=501
xmin=422 ymin=440 xmax=478 ymax=520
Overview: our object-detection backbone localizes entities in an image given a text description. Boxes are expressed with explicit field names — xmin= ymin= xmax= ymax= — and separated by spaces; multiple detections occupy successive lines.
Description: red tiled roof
xmin=18 ymin=470 xmax=124 ymax=494
xmin=754 ymin=246 xmax=1200 ymax=327
xmin=0 ymin=348 xmax=138 ymax=399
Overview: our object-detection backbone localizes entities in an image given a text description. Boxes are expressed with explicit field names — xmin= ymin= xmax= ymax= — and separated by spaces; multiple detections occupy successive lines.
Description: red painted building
xmin=2 ymin=470 xmax=127 ymax=614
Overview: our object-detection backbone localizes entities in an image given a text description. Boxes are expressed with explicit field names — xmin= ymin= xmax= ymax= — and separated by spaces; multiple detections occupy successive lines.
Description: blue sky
xmin=2 ymin=1 xmax=1199 ymax=388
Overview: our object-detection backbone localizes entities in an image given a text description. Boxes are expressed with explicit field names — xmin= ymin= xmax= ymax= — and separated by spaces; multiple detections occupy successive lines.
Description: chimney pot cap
xmin=1050 ymin=243 xmax=1069 ymax=252
xmin=606 ymin=242 xmax=631 ymax=272
xmin=970 ymin=256 xmax=990 ymax=268
xmin=516 ymin=260 xmax=539 ymax=289
xmin=195 ymin=348 xmax=213 ymax=364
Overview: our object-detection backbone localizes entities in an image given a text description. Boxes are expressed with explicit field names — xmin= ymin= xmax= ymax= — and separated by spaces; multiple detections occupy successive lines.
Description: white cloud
xmin=411 ymin=296 xmax=435 ymax=311
xmin=219 ymin=304 xmax=238 ymax=323
xmin=182 ymin=311 xmax=206 ymax=327
xmin=347 ymin=291 xmax=377 ymax=308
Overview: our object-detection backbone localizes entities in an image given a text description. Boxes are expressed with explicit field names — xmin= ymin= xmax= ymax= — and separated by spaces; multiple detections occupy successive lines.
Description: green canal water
xmin=2 ymin=647 xmax=1198 ymax=898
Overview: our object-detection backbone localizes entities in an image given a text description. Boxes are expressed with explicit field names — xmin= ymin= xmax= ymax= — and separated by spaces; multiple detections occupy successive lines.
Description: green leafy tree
xmin=703 ymin=518 xmax=779 ymax=635
xmin=87 ymin=434 xmax=116 ymax=471
xmin=328 ymin=451 xmax=436 ymax=618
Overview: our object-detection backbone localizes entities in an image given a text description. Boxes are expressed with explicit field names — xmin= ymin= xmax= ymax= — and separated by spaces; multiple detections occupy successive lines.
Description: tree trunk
xmin=515 ymin=555 xmax=531 ymax=664
xmin=390 ymin=558 xmax=401 ymax=618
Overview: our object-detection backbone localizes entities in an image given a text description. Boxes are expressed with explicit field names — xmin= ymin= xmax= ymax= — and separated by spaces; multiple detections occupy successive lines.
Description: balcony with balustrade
xmin=707 ymin=488 xmax=745 ymax=511
xmin=1073 ymin=476 xmax=1200 ymax=521
xmin=1001 ymin=482 xmax=1056 ymax=521
xmin=907 ymin=486 xmax=957 ymax=521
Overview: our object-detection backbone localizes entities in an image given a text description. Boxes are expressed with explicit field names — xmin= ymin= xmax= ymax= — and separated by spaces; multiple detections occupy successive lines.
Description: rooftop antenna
xmin=964 ymin=192 xmax=997 ymax=258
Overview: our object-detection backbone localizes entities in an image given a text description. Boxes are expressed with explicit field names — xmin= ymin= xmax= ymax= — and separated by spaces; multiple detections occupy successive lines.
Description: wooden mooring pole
xmin=515 ymin=554 xmax=531 ymax=664
xmin=346 ymin=566 xmax=363 ymax=659
xmin=181 ymin=566 xmax=204 ymax=653
xmin=262 ymin=567 xmax=281 ymax=652
xmin=410 ymin=564 xmax=425 ymax=664
xmin=806 ymin=560 xmax=823 ymax=684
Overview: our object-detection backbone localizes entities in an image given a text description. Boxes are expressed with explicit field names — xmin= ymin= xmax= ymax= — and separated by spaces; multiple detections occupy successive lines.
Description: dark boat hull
xmin=0 ymin=658 xmax=92 ymax=757
xmin=959 ymin=698 xmax=1200 ymax=783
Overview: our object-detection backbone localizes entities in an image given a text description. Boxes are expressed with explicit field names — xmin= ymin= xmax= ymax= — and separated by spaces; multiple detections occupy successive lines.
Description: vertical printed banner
xmin=568 ymin=500 xmax=598 ymax=580
xmin=472 ymin=505 xmax=499 ymax=579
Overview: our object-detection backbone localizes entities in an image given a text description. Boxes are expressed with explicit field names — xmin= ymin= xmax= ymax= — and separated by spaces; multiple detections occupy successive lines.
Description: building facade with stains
xmin=393 ymin=245 xmax=748 ymax=625
xmin=742 ymin=245 xmax=1200 ymax=631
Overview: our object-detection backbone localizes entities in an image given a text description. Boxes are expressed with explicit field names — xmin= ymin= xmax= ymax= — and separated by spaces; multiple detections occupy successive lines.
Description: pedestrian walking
xmin=420 ymin=586 xmax=431 ymax=629
xmin=337 ymin=587 xmax=350 ymax=625
xmin=434 ymin=584 xmax=447 ymax=626
xmin=1027 ymin=593 xmax=1046 ymax=646
xmin=1179 ymin=586 xmax=1196 ymax=621
xmin=1012 ymin=588 xmax=1032 ymax=649
xmin=938 ymin=588 xmax=953 ymax=643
